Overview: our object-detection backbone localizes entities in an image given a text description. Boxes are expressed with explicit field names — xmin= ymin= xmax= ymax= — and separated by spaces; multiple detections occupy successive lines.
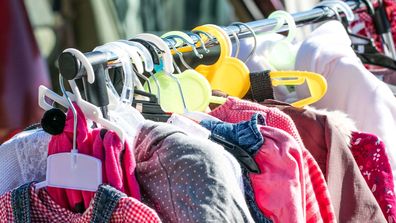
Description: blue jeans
xmin=201 ymin=113 xmax=273 ymax=223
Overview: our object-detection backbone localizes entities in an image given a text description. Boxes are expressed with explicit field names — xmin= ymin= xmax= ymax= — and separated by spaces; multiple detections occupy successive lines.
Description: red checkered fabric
xmin=0 ymin=185 xmax=162 ymax=222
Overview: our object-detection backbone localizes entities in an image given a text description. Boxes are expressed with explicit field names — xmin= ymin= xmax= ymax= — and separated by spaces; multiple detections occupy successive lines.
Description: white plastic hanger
xmin=94 ymin=43 xmax=136 ymax=104
xmin=117 ymin=40 xmax=155 ymax=72
xmin=110 ymin=42 xmax=155 ymax=95
xmin=35 ymin=75 xmax=102 ymax=192
xmin=314 ymin=0 xmax=354 ymax=22
xmin=117 ymin=40 xmax=162 ymax=100
xmin=94 ymin=43 xmax=146 ymax=143
xmin=39 ymin=48 xmax=125 ymax=142
xmin=134 ymin=33 xmax=175 ymax=74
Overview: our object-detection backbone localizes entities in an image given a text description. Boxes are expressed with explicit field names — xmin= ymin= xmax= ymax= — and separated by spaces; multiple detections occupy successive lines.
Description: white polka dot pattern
xmin=134 ymin=121 xmax=255 ymax=223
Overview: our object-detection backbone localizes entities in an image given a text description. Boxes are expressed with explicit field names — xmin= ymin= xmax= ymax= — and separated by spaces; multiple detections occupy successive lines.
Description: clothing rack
xmin=58 ymin=0 xmax=364 ymax=82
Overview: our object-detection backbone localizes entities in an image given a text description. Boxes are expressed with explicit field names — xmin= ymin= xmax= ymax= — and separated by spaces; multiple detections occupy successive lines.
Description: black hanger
xmin=132 ymin=89 xmax=171 ymax=122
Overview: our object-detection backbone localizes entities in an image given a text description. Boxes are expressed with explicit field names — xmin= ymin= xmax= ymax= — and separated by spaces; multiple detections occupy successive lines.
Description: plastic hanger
xmin=141 ymin=31 xmax=225 ymax=113
xmin=315 ymin=0 xmax=354 ymax=23
xmin=35 ymin=75 xmax=102 ymax=192
xmin=94 ymin=43 xmax=147 ymax=142
xmin=232 ymin=22 xmax=327 ymax=107
xmin=40 ymin=48 xmax=125 ymax=142
xmin=117 ymin=40 xmax=155 ymax=72
xmin=194 ymin=24 xmax=250 ymax=97
xmin=263 ymin=10 xmax=299 ymax=71
xmin=106 ymin=41 xmax=153 ymax=95
xmin=122 ymin=39 xmax=162 ymax=101
xmin=134 ymin=33 xmax=189 ymax=113
xmin=94 ymin=43 xmax=136 ymax=105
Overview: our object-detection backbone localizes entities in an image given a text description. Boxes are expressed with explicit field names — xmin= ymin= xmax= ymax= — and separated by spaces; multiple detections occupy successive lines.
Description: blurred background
xmin=0 ymin=0 xmax=318 ymax=141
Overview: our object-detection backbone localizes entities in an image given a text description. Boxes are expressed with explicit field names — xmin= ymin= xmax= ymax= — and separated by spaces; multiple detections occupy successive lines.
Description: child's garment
xmin=201 ymin=113 xmax=305 ymax=223
xmin=209 ymin=97 xmax=335 ymax=223
xmin=350 ymin=132 xmax=396 ymax=223
xmin=134 ymin=120 xmax=255 ymax=223
xmin=0 ymin=182 xmax=161 ymax=223
xmin=295 ymin=20 xmax=396 ymax=185
xmin=262 ymin=99 xmax=387 ymax=223
xmin=0 ymin=129 xmax=50 ymax=195
xmin=47 ymin=104 xmax=141 ymax=212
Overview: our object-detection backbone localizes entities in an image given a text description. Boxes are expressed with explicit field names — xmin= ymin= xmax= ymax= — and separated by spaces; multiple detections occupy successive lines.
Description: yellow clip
xmin=269 ymin=71 xmax=327 ymax=107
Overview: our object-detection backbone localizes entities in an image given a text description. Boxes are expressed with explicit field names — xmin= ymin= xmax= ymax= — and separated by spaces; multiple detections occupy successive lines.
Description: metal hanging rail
xmin=58 ymin=0 xmax=365 ymax=81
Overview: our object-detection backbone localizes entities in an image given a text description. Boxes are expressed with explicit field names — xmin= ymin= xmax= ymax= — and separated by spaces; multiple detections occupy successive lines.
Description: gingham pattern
xmin=209 ymin=97 xmax=336 ymax=223
xmin=0 ymin=185 xmax=162 ymax=222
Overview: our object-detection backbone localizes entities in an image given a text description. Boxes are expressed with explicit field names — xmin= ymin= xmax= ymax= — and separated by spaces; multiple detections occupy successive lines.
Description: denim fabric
xmin=11 ymin=182 xmax=32 ymax=223
xmin=201 ymin=113 xmax=265 ymax=155
xmin=201 ymin=113 xmax=273 ymax=223
xmin=90 ymin=184 xmax=127 ymax=223
xmin=10 ymin=183 xmax=125 ymax=223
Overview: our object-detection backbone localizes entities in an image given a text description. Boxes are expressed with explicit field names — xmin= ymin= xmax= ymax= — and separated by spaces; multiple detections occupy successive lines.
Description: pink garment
xmin=251 ymin=124 xmax=305 ymax=223
xmin=350 ymin=132 xmax=396 ymax=223
xmin=295 ymin=21 xmax=396 ymax=185
xmin=210 ymin=97 xmax=336 ymax=223
xmin=47 ymin=104 xmax=140 ymax=212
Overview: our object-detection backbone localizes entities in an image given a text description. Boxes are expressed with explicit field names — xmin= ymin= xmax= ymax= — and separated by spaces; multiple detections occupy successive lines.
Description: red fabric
xmin=209 ymin=97 xmax=336 ymax=223
xmin=350 ymin=132 xmax=396 ymax=223
xmin=47 ymin=104 xmax=140 ymax=212
xmin=0 ymin=0 xmax=50 ymax=131
xmin=0 ymin=185 xmax=161 ymax=222
xmin=349 ymin=0 xmax=396 ymax=53
xmin=0 ymin=128 xmax=22 ymax=144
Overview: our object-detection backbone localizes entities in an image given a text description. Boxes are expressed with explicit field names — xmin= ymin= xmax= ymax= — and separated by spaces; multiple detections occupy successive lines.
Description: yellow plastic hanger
xmin=193 ymin=25 xmax=250 ymax=98
xmin=269 ymin=70 xmax=327 ymax=107
xmin=228 ymin=22 xmax=327 ymax=108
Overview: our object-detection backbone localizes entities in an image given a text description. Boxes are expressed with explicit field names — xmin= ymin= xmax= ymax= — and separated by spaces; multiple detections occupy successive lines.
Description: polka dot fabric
xmin=134 ymin=121 xmax=255 ymax=223
xmin=0 ymin=184 xmax=161 ymax=222
xmin=350 ymin=132 xmax=396 ymax=223
xmin=209 ymin=97 xmax=336 ymax=223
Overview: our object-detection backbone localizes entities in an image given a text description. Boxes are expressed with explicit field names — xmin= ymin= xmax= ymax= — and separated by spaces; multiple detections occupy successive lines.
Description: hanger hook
xmin=223 ymin=27 xmax=240 ymax=58
xmin=166 ymin=39 xmax=194 ymax=70
xmin=187 ymin=31 xmax=210 ymax=53
xmin=59 ymin=74 xmax=78 ymax=153
xmin=268 ymin=10 xmax=297 ymax=43
xmin=230 ymin=22 xmax=257 ymax=63
xmin=164 ymin=35 xmax=203 ymax=59
xmin=192 ymin=30 xmax=218 ymax=44
xmin=315 ymin=0 xmax=355 ymax=22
